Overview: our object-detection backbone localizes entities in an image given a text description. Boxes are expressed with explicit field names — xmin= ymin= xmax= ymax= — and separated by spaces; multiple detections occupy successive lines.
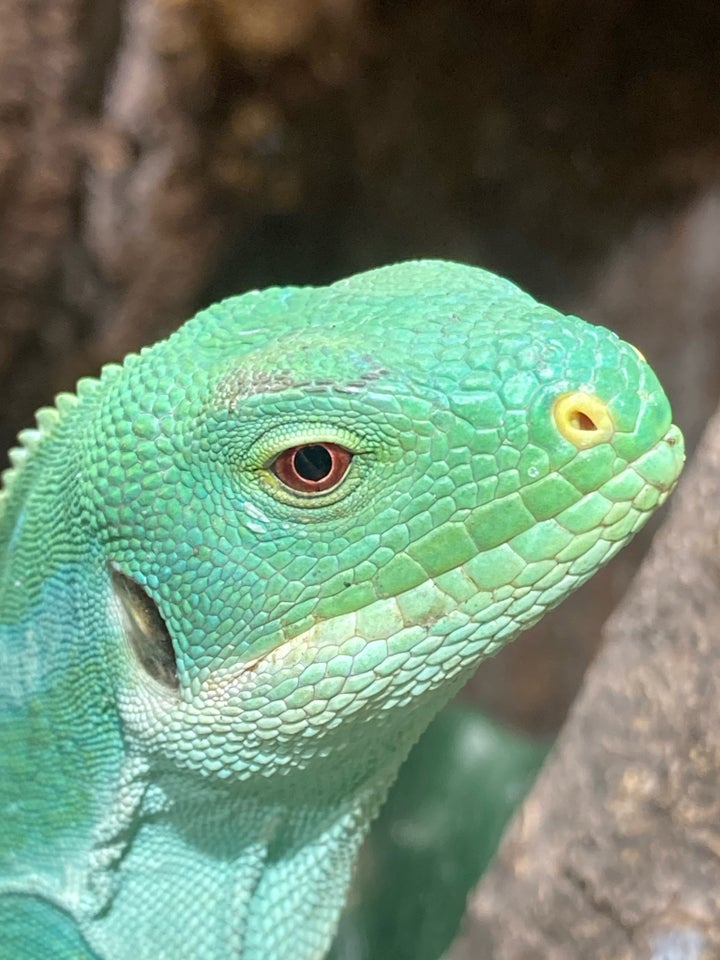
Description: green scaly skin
xmin=0 ymin=261 xmax=683 ymax=959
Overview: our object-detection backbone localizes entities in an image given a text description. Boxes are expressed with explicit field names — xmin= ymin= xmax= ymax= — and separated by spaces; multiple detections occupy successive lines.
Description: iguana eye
xmin=272 ymin=443 xmax=353 ymax=494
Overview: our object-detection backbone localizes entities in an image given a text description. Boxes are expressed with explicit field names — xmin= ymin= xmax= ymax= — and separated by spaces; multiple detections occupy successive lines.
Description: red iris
xmin=272 ymin=443 xmax=353 ymax=493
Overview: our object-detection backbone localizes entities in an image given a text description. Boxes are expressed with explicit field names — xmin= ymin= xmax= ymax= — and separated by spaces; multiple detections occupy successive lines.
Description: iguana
xmin=0 ymin=260 xmax=684 ymax=960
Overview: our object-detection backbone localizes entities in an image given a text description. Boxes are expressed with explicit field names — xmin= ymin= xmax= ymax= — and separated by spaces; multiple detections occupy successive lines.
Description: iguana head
xmin=86 ymin=260 xmax=683 ymax=785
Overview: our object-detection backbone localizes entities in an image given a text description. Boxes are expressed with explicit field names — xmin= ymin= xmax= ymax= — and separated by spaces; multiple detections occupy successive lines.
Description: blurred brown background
xmin=2 ymin=0 xmax=720 ymax=734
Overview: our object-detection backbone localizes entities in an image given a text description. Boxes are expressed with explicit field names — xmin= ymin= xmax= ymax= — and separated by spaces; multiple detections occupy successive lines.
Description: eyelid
xmin=242 ymin=422 xmax=369 ymax=471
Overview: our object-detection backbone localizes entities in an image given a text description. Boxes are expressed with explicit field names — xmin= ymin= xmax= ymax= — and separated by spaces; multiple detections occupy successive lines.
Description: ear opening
xmin=111 ymin=567 xmax=179 ymax=691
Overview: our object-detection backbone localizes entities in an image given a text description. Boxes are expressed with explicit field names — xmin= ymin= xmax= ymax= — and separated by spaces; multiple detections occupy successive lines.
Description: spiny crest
xmin=0 ymin=363 xmax=124 ymax=504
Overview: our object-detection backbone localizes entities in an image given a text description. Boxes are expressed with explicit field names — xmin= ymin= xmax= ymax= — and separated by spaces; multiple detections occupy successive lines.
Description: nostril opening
xmin=570 ymin=410 xmax=598 ymax=432
xmin=553 ymin=392 xmax=614 ymax=449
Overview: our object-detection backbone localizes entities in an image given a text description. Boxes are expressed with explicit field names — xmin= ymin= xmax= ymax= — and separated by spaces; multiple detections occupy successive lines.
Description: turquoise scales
xmin=0 ymin=261 xmax=683 ymax=959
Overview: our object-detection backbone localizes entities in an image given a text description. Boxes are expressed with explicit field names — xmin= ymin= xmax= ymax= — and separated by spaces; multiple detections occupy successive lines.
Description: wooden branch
xmin=449 ymin=409 xmax=720 ymax=958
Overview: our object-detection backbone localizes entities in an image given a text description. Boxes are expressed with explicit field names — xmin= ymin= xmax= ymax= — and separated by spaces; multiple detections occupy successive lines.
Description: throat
xmin=86 ymin=761 xmax=389 ymax=960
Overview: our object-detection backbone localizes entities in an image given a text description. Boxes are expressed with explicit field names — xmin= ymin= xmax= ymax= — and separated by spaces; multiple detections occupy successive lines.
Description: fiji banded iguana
xmin=0 ymin=260 xmax=684 ymax=959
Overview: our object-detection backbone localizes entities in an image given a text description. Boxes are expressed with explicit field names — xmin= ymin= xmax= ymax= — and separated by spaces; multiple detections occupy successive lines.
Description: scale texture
xmin=0 ymin=260 xmax=684 ymax=959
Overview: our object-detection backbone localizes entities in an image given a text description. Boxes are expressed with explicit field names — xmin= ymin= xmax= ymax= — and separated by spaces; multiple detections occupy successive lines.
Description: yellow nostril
xmin=553 ymin=392 xmax=614 ymax=449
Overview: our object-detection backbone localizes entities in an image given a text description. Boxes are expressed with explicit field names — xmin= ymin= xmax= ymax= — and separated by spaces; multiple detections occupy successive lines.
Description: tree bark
xmin=449 ymin=408 xmax=720 ymax=959
xmin=0 ymin=0 xmax=367 ymax=454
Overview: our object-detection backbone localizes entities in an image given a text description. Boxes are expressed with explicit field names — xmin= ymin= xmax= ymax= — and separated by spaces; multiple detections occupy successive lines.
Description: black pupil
xmin=293 ymin=445 xmax=333 ymax=482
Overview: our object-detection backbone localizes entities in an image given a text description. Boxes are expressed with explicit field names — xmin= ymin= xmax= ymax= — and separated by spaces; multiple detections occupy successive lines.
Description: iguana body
xmin=0 ymin=260 xmax=683 ymax=959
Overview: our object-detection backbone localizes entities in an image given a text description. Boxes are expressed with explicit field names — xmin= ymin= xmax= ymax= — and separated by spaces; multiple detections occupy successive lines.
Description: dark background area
xmin=2 ymin=0 xmax=720 ymax=734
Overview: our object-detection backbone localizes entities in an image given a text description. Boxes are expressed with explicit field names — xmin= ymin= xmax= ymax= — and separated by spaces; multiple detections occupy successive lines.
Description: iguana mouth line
xmin=205 ymin=425 xmax=683 ymax=697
